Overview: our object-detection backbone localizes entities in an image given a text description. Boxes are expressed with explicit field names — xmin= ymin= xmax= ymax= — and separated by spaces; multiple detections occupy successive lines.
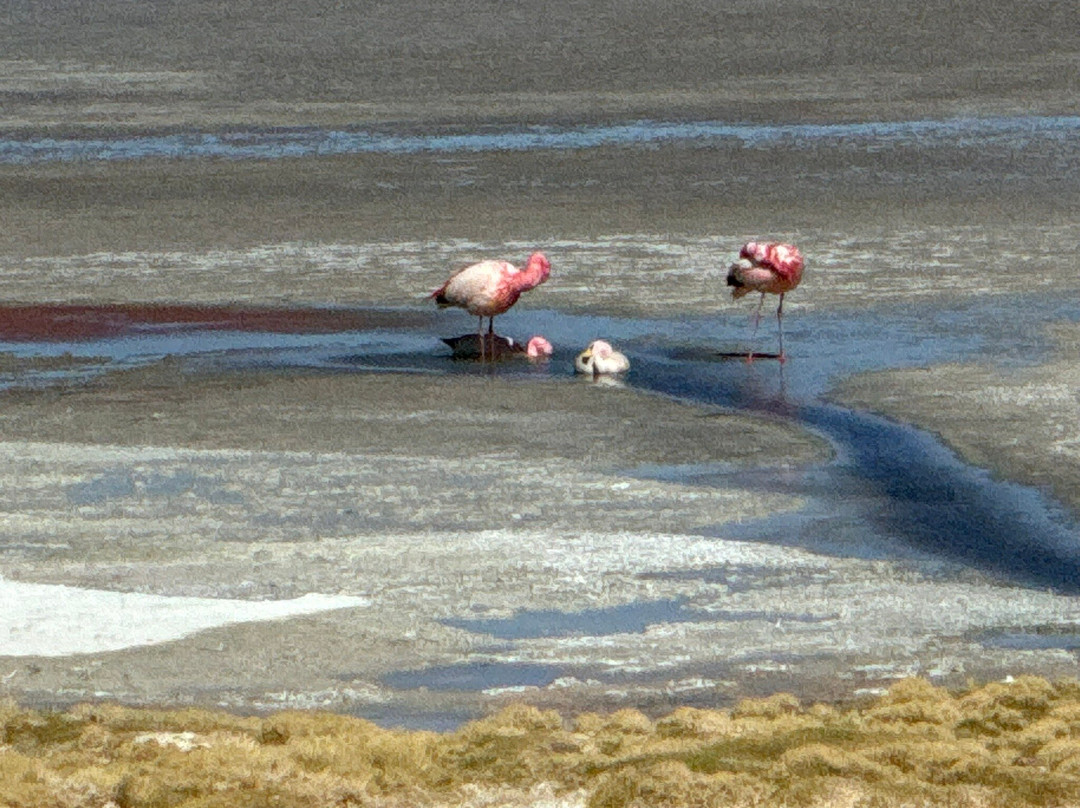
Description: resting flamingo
xmin=432 ymin=252 xmax=551 ymax=361
xmin=442 ymin=334 xmax=552 ymax=361
xmin=726 ymin=241 xmax=805 ymax=361
xmin=574 ymin=340 xmax=630 ymax=376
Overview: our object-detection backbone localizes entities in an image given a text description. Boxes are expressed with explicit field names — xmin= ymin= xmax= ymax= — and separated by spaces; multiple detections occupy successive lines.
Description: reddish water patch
xmin=0 ymin=304 xmax=428 ymax=342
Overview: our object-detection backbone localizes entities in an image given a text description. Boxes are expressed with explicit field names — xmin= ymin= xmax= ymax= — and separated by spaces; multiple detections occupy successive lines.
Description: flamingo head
xmin=526 ymin=252 xmax=551 ymax=285
xmin=588 ymin=339 xmax=615 ymax=359
xmin=525 ymin=335 xmax=553 ymax=358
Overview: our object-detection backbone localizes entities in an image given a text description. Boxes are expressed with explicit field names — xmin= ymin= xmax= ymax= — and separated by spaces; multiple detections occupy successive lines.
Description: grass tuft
xmin=865 ymin=677 xmax=961 ymax=731
xmin=732 ymin=692 xmax=801 ymax=720
xmin=653 ymin=706 xmax=734 ymax=740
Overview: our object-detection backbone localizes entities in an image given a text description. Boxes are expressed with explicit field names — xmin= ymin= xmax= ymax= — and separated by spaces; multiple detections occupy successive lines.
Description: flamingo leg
xmin=747 ymin=292 xmax=766 ymax=362
xmin=478 ymin=317 xmax=495 ymax=361
xmin=776 ymin=293 xmax=786 ymax=362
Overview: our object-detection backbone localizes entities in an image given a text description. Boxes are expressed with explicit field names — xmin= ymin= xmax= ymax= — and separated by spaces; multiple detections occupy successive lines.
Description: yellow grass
xmin=5 ymin=677 xmax=1080 ymax=807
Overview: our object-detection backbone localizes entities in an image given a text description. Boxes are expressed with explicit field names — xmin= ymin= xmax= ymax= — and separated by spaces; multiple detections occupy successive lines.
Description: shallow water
xmin=3 ymin=290 xmax=1080 ymax=725
xmin=3 ymin=290 xmax=1078 ymax=594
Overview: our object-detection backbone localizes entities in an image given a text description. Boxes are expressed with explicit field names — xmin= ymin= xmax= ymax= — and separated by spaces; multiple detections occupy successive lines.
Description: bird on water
xmin=574 ymin=340 xmax=630 ymax=376
xmin=442 ymin=333 xmax=552 ymax=361
xmin=726 ymin=241 xmax=805 ymax=361
xmin=432 ymin=252 xmax=551 ymax=361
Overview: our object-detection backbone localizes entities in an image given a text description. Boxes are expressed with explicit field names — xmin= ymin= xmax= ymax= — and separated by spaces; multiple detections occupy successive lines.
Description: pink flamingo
xmin=432 ymin=252 xmax=551 ymax=361
xmin=442 ymin=334 xmax=553 ymax=360
xmin=726 ymin=241 xmax=805 ymax=361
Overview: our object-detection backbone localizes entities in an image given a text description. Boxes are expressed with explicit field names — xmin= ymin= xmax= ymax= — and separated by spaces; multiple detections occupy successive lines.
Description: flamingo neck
xmin=507 ymin=264 xmax=545 ymax=294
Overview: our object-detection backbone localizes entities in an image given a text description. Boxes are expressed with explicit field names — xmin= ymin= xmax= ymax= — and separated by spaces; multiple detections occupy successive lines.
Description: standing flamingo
xmin=432 ymin=252 xmax=551 ymax=361
xmin=726 ymin=241 xmax=805 ymax=361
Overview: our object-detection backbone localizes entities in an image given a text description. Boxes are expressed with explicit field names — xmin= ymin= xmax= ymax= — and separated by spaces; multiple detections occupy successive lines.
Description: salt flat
xmin=0 ymin=579 xmax=367 ymax=657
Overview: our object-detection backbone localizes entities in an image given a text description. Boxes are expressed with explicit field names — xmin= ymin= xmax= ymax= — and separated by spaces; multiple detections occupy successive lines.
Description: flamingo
xmin=726 ymin=241 xmax=805 ymax=361
xmin=574 ymin=340 xmax=630 ymax=376
xmin=432 ymin=251 xmax=551 ymax=361
xmin=442 ymin=334 xmax=553 ymax=361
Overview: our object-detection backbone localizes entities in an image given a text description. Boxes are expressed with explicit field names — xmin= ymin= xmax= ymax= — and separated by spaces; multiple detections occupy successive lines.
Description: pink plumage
xmin=726 ymin=241 xmax=805 ymax=361
xmin=728 ymin=241 xmax=804 ymax=299
xmin=433 ymin=251 xmax=551 ymax=361
xmin=433 ymin=252 xmax=550 ymax=317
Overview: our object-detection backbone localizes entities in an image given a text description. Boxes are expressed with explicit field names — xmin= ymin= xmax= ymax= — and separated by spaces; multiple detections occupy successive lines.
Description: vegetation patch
xmin=5 ymin=677 xmax=1080 ymax=806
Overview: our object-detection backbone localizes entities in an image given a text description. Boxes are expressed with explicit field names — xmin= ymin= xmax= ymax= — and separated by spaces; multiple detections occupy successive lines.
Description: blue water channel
xmin=2 ymin=115 xmax=1078 ymax=164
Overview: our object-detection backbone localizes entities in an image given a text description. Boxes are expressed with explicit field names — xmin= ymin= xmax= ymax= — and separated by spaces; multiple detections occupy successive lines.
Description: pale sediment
xmin=0 ymin=365 xmax=821 ymax=714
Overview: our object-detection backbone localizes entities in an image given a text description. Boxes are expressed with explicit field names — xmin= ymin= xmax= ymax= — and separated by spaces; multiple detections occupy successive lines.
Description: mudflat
xmin=0 ymin=362 xmax=836 ymax=716
xmin=833 ymin=324 xmax=1080 ymax=519
xmin=0 ymin=0 xmax=1078 ymax=264
xmin=1 ymin=0 xmax=1077 ymax=131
